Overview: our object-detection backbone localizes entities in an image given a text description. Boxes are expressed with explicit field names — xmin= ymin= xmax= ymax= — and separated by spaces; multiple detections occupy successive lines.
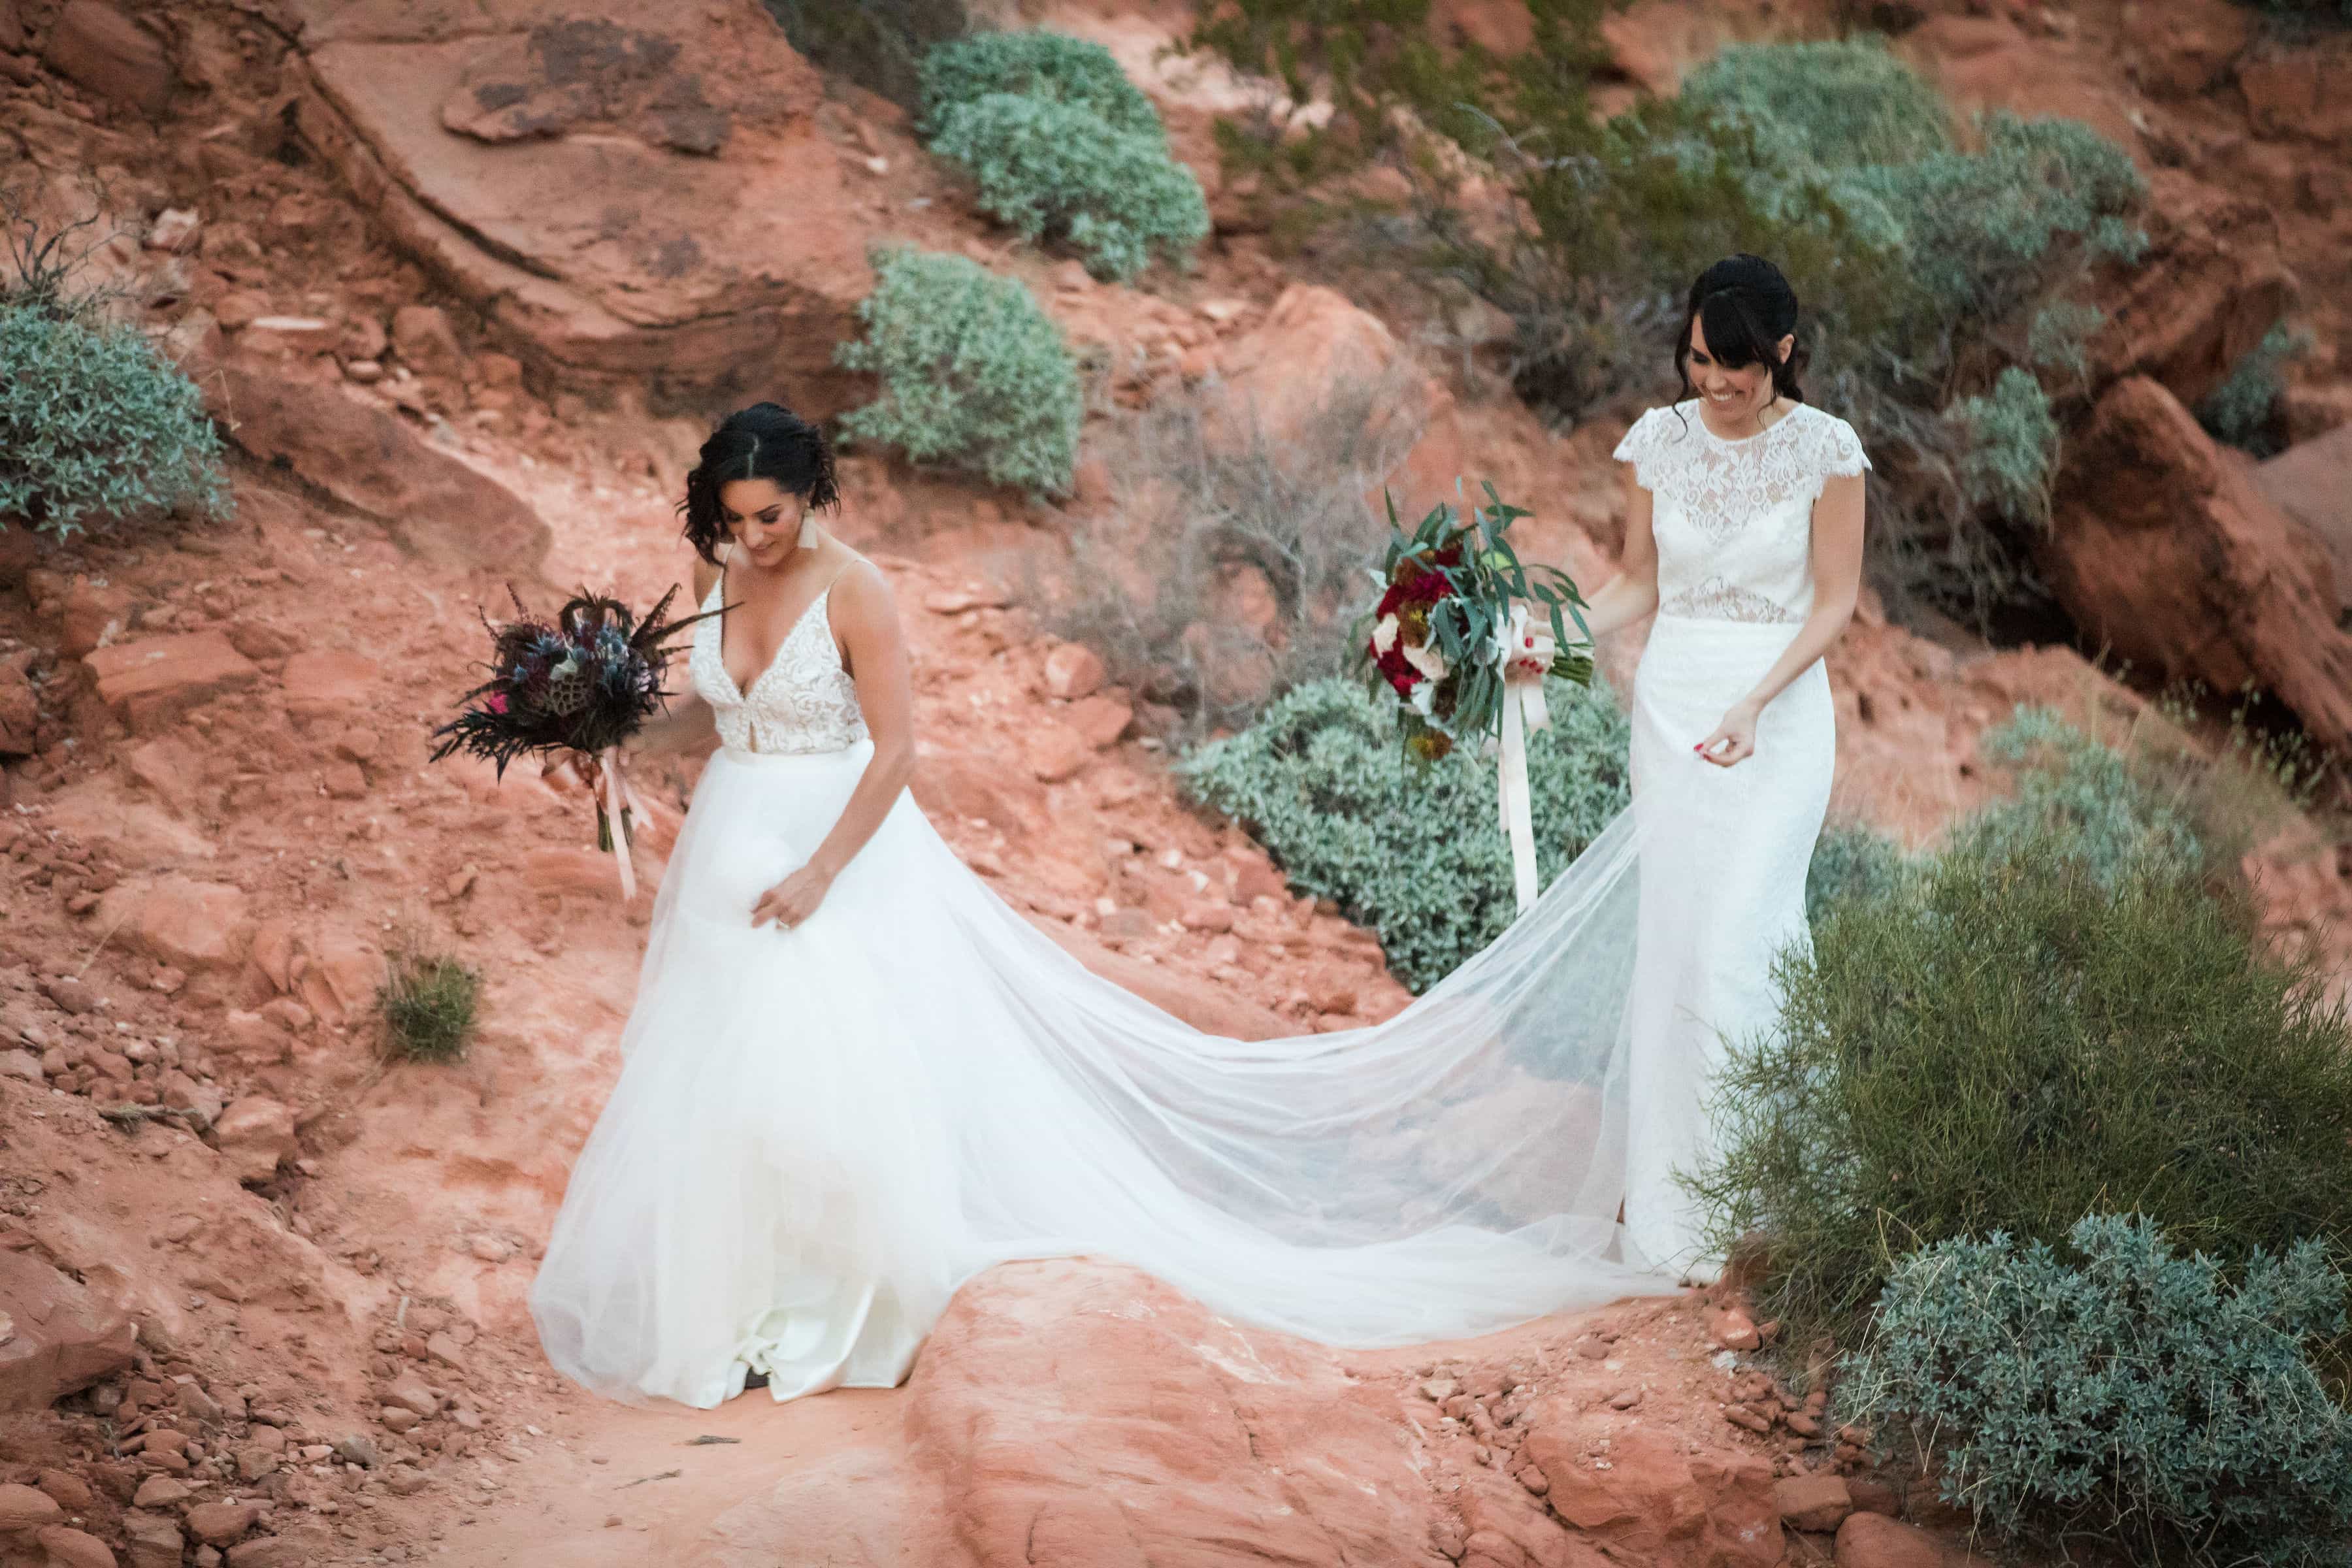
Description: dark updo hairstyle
xmin=677 ymin=401 xmax=840 ymax=565
xmin=1674 ymin=253 xmax=1808 ymax=411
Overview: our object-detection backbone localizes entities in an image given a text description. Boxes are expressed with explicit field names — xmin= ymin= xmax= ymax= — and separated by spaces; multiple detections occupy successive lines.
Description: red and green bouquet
xmin=1362 ymin=481 xmax=1594 ymax=762
xmin=1361 ymin=482 xmax=1596 ymax=912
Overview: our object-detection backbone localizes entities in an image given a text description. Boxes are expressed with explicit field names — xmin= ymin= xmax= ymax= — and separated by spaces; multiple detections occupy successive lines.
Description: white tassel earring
xmin=796 ymin=511 xmax=819 ymax=550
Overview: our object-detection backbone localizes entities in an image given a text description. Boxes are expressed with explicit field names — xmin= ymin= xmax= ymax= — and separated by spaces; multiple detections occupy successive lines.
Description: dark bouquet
xmin=1360 ymin=481 xmax=1595 ymax=911
xmin=431 ymin=586 xmax=722 ymax=898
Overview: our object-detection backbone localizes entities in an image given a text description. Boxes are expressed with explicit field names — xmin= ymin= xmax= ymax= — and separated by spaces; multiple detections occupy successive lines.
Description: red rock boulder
xmin=2087 ymin=171 xmax=2297 ymax=414
xmin=0 ymin=1250 xmax=138 ymax=1410
xmin=2254 ymin=423 xmax=2352 ymax=623
xmin=282 ymin=0 xmax=874 ymax=403
xmin=2040 ymin=376 xmax=2352 ymax=755
xmin=217 ymin=365 xmax=549 ymax=578
xmin=1525 ymin=1422 xmax=1784 ymax=1568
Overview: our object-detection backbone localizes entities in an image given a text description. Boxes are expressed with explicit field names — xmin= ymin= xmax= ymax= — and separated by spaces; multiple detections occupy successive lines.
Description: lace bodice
xmin=689 ymin=573 xmax=868 ymax=755
xmin=1614 ymin=400 xmax=1870 ymax=623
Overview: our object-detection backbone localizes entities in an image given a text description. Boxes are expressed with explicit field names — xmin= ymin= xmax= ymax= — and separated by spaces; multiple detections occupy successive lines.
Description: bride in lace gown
xmin=528 ymin=254 xmax=1867 ymax=1408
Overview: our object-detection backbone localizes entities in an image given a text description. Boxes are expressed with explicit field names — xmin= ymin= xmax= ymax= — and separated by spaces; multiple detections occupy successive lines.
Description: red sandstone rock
xmin=2255 ymin=422 xmax=2352 ymax=617
xmin=284 ymin=0 xmax=874 ymax=402
xmin=183 ymin=1502 xmax=265 ymax=1548
xmin=2042 ymin=377 xmax=2352 ymax=755
xmin=35 ymin=1525 xmax=118 ymax=1568
xmin=1835 ymin=1511 xmax=1944 ymax=1568
xmin=1776 ymin=1474 xmax=1855 ymax=1533
xmin=211 ymin=1097 xmax=297 ymax=1184
xmin=1043 ymin=642 xmax=1106 ymax=700
xmin=42 ymin=0 xmax=171 ymax=116
xmin=2087 ymin=172 xmax=2297 ymax=413
xmin=0 ymin=662 xmax=35 ymax=756
xmin=1527 ymin=1423 xmax=1783 ymax=1568
xmin=216 ymin=365 xmax=550 ymax=577
xmin=0 ymin=1482 xmax=63 ymax=1529
xmin=0 ymin=1251 xmax=137 ymax=1410
xmin=95 ymin=876 xmax=252 ymax=972
xmin=84 ymin=632 xmax=261 ymax=732
xmin=2238 ymin=42 xmax=2352 ymax=147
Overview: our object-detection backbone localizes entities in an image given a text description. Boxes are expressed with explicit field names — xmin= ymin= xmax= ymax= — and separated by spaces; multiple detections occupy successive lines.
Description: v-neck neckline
xmin=713 ymin=566 xmax=834 ymax=705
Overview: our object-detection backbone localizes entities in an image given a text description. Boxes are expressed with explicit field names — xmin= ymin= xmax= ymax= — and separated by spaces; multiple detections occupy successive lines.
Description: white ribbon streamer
xmin=1492 ymin=606 xmax=1556 ymax=914
xmin=599 ymin=745 xmax=649 ymax=902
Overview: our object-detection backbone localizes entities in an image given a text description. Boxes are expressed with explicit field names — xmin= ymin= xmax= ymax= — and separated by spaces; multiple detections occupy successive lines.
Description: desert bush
xmin=1036 ymin=361 xmax=1426 ymax=741
xmin=1694 ymin=809 xmax=2352 ymax=1356
xmin=1178 ymin=675 xmax=1631 ymax=991
xmin=921 ymin=31 xmax=1207 ymax=280
xmin=1805 ymin=821 xmax=1908 ymax=923
xmin=834 ymin=246 xmax=1081 ymax=495
xmin=761 ymin=0 xmax=973 ymax=114
xmin=1680 ymin=39 xmax=1953 ymax=171
xmin=0 ymin=301 xmax=230 ymax=538
xmin=1846 ymin=1215 xmax=2352 ymax=1568
xmin=927 ymin=92 xmax=1210 ymax=281
xmin=378 ymin=945 xmax=482 ymax=1062
xmin=1963 ymin=704 xmax=2208 ymax=885
xmin=1188 ymin=17 xmax=2148 ymax=627
xmin=921 ymin=29 xmax=1163 ymax=138
xmin=2199 ymin=322 xmax=2311 ymax=459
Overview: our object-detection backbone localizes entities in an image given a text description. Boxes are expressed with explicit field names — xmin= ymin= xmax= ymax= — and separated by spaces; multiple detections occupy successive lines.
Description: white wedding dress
xmin=529 ymin=399 xmax=1867 ymax=1409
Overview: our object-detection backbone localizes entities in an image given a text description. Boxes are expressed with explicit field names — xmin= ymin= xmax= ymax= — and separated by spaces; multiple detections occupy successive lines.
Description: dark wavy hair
xmin=1674 ymin=254 xmax=1808 ymax=413
xmin=677 ymin=402 xmax=841 ymax=564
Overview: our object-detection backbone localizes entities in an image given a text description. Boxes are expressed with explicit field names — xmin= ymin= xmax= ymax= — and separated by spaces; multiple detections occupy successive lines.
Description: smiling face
xmin=1686 ymin=312 xmax=1795 ymax=428
xmin=717 ymin=477 xmax=809 ymax=566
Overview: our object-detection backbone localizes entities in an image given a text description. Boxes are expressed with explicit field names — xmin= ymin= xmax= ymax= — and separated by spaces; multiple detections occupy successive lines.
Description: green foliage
xmin=760 ymin=0 xmax=970 ymax=114
xmin=1847 ymin=1215 xmax=2352 ymax=1567
xmin=378 ymin=945 xmax=482 ymax=1063
xmin=1804 ymin=821 xmax=1908 ymax=923
xmin=921 ymin=29 xmax=1164 ymax=139
xmin=2199 ymin=322 xmax=2311 ymax=459
xmin=1944 ymin=367 xmax=2060 ymax=526
xmin=920 ymin=31 xmax=1207 ymax=280
xmin=834 ymin=246 xmax=1081 ymax=495
xmin=927 ymin=93 xmax=1210 ymax=282
xmin=1178 ymin=675 xmax=1630 ymax=991
xmin=0 ymin=301 xmax=231 ymax=538
xmin=1695 ymin=811 xmax=2352 ymax=1357
xmin=1680 ymin=40 xmax=1953 ymax=170
xmin=1183 ymin=20 xmax=2150 ymax=627
xmin=1037 ymin=361 xmax=1426 ymax=742
xmin=1965 ymin=705 xmax=2208 ymax=885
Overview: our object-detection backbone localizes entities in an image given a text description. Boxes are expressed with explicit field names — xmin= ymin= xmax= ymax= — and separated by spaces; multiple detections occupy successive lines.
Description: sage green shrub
xmin=1177 ymin=676 xmax=1630 ymax=992
xmin=921 ymin=29 xmax=1164 ymax=139
xmin=834 ymin=246 xmax=1081 ymax=496
xmin=1695 ymin=818 xmax=2352 ymax=1355
xmin=921 ymin=31 xmax=1207 ymax=280
xmin=1848 ymin=1215 xmax=2352 ymax=1568
xmin=0 ymin=301 xmax=230 ymax=537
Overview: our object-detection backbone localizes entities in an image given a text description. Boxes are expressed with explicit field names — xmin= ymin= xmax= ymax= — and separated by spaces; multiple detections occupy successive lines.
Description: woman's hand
xmin=543 ymin=751 xmax=604 ymax=797
xmin=1695 ymin=700 xmax=1761 ymax=768
xmin=752 ymin=863 xmax=834 ymax=931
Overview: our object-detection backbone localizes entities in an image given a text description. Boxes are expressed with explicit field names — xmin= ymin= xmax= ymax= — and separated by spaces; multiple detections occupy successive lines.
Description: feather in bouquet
xmin=1360 ymin=480 xmax=1595 ymax=911
xmin=431 ymin=585 xmax=724 ymax=899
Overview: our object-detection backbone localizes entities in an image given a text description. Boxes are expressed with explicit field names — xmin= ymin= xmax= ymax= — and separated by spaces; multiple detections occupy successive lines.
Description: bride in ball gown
xmin=527 ymin=253 xmax=1869 ymax=1409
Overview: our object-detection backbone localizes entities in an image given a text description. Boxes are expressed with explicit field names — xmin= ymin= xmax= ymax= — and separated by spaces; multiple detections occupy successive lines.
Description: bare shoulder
xmin=826 ymin=555 xmax=900 ymax=633
xmin=689 ymin=553 xmax=722 ymax=604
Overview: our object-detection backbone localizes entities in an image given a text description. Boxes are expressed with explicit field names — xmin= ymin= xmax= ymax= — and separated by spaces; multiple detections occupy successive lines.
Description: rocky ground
xmin=2 ymin=0 xmax=2350 ymax=1565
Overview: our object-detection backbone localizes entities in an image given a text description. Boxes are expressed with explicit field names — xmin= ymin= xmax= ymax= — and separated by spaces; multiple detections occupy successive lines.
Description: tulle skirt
xmin=530 ymin=619 xmax=1831 ymax=1407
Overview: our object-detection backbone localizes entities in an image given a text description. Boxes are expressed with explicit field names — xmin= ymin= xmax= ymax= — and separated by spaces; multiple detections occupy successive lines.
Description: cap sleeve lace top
xmin=1613 ymin=400 xmax=1870 ymax=625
